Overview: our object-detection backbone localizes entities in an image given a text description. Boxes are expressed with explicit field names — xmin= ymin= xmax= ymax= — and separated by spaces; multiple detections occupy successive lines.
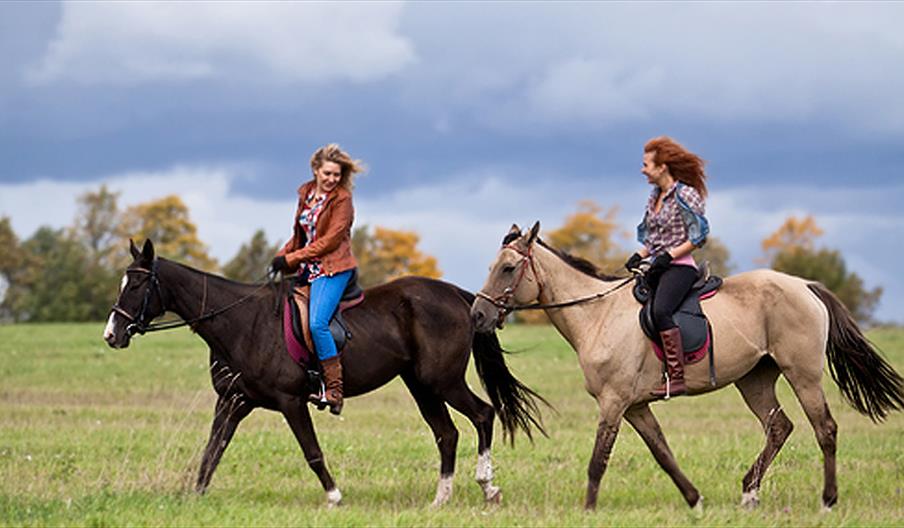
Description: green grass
xmin=1 ymin=323 xmax=903 ymax=526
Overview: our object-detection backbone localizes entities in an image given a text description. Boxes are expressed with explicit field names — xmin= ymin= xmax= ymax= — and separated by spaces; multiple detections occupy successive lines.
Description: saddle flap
xmin=292 ymin=285 xmax=315 ymax=353
xmin=290 ymin=283 xmax=359 ymax=358
xmin=637 ymin=268 xmax=722 ymax=355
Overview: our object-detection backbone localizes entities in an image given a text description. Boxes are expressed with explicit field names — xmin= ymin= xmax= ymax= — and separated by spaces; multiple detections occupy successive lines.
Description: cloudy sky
xmin=1 ymin=2 xmax=902 ymax=322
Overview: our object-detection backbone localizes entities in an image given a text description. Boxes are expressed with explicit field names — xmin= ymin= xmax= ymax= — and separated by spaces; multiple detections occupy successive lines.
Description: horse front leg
xmin=281 ymin=399 xmax=341 ymax=507
xmin=196 ymin=392 xmax=252 ymax=494
xmin=624 ymin=404 xmax=702 ymax=510
xmin=584 ymin=400 xmax=626 ymax=510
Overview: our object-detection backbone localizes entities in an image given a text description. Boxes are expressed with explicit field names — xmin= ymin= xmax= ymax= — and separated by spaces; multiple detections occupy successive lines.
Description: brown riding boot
xmin=651 ymin=327 xmax=687 ymax=399
xmin=320 ymin=355 xmax=344 ymax=415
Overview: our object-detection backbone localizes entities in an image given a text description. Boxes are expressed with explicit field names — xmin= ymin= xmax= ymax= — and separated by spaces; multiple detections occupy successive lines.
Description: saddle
xmin=282 ymin=269 xmax=365 ymax=367
xmin=634 ymin=264 xmax=722 ymax=367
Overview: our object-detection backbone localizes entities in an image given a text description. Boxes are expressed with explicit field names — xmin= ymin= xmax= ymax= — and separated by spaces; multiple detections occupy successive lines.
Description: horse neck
xmin=531 ymin=244 xmax=624 ymax=351
xmin=156 ymin=259 xmax=256 ymax=342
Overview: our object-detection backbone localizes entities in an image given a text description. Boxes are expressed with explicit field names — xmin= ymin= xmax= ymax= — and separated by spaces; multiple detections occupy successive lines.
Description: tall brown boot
xmin=320 ymin=355 xmax=344 ymax=415
xmin=651 ymin=327 xmax=687 ymax=399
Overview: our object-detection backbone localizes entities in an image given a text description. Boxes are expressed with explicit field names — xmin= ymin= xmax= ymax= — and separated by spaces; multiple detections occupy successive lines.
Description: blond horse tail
xmin=808 ymin=283 xmax=904 ymax=422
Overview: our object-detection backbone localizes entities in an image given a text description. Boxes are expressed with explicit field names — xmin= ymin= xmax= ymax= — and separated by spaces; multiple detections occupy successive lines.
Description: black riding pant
xmin=651 ymin=265 xmax=698 ymax=332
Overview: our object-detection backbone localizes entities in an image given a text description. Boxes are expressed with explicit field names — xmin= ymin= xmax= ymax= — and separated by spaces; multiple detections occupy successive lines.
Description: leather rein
xmin=475 ymin=243 xmax=634 ymax=323
xmin=111 ymin=260 xmax=271 ymax=337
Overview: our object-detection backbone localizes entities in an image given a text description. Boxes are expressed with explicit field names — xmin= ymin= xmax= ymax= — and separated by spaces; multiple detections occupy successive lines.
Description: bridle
xmin=475 ymin=241 xmax=634 ymax=327
xmin=111 ymin=261 xmax=164 ymax=337
xmin=111 ymin=259 xmax=271 ymax=338
xmin=475 ymin=242 xmax=540 ymax=314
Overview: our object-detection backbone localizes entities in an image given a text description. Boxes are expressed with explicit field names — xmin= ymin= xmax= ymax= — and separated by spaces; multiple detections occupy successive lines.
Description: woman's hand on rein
xmin=270 ymin=255 xmax=289 ymax=274
xmin=646 ymin=253 xmax=673 ymax=280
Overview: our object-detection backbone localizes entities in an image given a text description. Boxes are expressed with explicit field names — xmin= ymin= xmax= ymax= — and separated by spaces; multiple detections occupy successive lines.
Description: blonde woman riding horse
xmin=472 ymin=222 xmax=903 ymax=512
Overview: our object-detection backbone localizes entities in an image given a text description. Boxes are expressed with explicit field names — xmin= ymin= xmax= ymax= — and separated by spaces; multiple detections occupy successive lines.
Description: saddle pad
xmin=283 ymin=296 xmax=313 ymax=365
xmin=286 ymin=286 xmax=364 ymax=365
xmin=650 ymin=323 xmax=711 ymax=365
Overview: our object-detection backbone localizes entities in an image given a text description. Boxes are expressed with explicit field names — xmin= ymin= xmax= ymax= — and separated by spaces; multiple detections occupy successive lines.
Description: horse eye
xmin=501 ymin=265 xmax=516 ymax=274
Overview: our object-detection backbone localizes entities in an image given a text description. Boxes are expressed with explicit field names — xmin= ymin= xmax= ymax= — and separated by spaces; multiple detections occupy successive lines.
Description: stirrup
xmin=308 ymin=379 xmax=328 ymax=410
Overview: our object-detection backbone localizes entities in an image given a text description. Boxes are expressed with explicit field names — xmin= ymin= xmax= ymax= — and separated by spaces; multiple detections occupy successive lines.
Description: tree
xmin=760 ymin=214 xmax=823 ymax=264
xmin=762 ymin=215 xmax=881 ymax=325
xmin=772 ymin=247 xmax=881 ymax=325
xmin=71 ymin=185 xmax=120 ymax=268
xmin=352 ymin=225 xmax=441 ymax=288
xmin=695 ymin=236 xmax=734 ymax=277
xmin=546 ymin=200 xmax=629 ymax=273
xmin=116 ymin=195 xmax=218 ymax=271
xmin=14 ymin=227 xmax=115 ymax=322
xmin=0 ymin=217 xmax=25 ymax=320
xmin=223 ymin=229 xmax=280 ymax=283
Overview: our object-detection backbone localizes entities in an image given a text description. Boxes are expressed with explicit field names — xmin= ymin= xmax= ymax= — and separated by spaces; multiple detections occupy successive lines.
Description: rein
xmin=511 ymin=277 xmax=633 ymax=311
xmin=112 ymin=260 xmax=272 ymax=337
xmin=475 ymin=243 xmax=634 ymax=316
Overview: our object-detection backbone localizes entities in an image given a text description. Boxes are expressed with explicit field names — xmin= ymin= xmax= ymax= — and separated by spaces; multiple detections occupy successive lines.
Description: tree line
xmin=0 ymin=186 xmax=440 ymax=323
xmin=0 ymin=186 xmax=882 ymax=324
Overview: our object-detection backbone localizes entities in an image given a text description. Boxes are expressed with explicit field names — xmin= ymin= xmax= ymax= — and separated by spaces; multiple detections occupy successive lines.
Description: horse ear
xmin=141 ymin=239 xmax=155 ymax=262
xmin=527 ymin=221 xmax=541 ymax=244
xmin=129 ymin=239 xmax=141 ymax=260
xmin=502 ymin=224 xmax=522 ymax=246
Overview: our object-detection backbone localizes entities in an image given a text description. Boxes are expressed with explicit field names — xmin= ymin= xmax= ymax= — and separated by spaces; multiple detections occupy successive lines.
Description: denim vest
xmin=636 ymin=182 xmax=710 ymax=248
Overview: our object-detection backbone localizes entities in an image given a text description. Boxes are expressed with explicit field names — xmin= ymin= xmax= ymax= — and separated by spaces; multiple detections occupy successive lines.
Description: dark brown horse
xmin=103 ymin=239 xmax=545 ymax=507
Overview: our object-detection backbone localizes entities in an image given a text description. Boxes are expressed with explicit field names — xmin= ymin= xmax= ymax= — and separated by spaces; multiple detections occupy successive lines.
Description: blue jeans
xmin=309 ymin=270 xmax=353 ymax=360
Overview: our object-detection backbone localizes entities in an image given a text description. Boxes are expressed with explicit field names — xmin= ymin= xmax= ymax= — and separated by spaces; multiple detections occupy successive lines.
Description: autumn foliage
xmin=352 ymin=226 xmax=442 ymax=288
xmin=762 ymin=215 xmax=881 ymax=324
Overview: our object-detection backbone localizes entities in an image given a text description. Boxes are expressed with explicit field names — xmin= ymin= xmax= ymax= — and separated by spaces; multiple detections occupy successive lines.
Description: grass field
xmin=1 ymin=323 xmax=902 ymax=527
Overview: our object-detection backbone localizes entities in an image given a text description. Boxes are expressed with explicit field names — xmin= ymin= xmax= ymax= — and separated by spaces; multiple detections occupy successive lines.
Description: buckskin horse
xmin=470 ymin=222 xmax=903 ymax=512
xmin=103 ymin=239 xmax=546 ymax=507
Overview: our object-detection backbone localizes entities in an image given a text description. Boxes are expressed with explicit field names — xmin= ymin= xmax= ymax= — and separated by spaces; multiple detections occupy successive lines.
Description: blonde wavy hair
xmin=310 ymin=143 xmax=366 ymax=191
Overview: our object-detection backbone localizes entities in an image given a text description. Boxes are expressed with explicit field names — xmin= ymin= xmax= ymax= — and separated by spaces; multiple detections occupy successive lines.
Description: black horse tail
xmin=456 ymin=288 xmax=549 ymax=444
xmin=472 ymin=330 xmax=549 ymax=444
xmin=808 ymin=282 xmax=904 ymax=422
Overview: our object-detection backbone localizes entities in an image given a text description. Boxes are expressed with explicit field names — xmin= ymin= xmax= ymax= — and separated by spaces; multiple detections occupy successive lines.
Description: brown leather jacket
xmin=277 ymin=180 xmax=357 ymax=277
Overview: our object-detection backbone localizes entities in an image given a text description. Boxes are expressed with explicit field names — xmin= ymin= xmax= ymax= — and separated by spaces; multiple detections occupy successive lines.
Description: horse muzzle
xmin=470 ymin=298 xmax=507 ymax=333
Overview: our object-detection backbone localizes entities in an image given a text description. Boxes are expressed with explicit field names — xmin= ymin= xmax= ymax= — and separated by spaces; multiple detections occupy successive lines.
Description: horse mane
xmin=160 ymin=258 xmax=274 ymax=293
xmin=536 ymin=239 xmax=623 ymax=281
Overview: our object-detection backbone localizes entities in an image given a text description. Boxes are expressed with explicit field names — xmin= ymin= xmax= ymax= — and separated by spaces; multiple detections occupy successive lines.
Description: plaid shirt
xmin=639 ymin=182 xmax=706 ymax=258
xmin=298 ymin=191 xmax=327 ymax=281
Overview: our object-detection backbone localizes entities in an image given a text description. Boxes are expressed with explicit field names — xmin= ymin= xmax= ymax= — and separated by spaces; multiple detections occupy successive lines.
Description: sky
xmin=1 ymin=1 xmax=902 ymax=322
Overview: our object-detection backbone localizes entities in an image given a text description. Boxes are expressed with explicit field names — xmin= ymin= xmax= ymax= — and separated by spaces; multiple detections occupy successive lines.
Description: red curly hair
xmin=644 ymin=136 xmax=708 ymax=198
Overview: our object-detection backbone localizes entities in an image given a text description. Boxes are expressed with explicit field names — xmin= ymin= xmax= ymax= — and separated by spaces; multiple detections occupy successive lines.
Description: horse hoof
xmin=691 ymin=495 xmax=704 ymax=517
xmin=326 ymin=488 xmax=342 ymax=508
xmin=485 ymin=485 xmax=502 ymax=505
xmin=741 ymin=490 xmax=759 ymax=510
xmin=431 ymin=475 xmax=453 ymax=508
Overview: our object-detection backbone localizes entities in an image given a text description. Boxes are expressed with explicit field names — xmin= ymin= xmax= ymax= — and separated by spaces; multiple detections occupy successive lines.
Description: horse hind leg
xmin=780 ymin=364 xmax=839 ymax=510
xmin=442 ymin=382 xmax=501 ymax=504
xmin=401 ymin=373 xmax=460 ymax=507
xmin=734 ymin=357 xmax=794 ymax=509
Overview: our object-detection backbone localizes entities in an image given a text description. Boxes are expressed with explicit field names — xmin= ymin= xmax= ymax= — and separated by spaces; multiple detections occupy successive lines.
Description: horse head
xmin=103 ymin=239 xmax=167 ymax=349
xmin=471 ymin=221 xmax=542 ymax=332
